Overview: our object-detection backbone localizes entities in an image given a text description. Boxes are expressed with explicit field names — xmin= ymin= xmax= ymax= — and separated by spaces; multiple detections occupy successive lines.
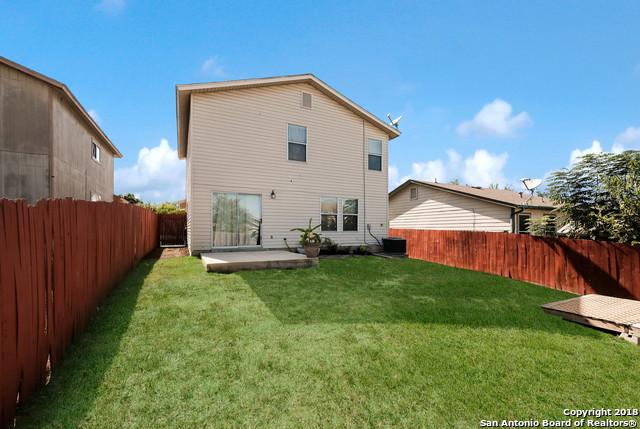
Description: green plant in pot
xmin=290 ymin=218 xmax=322 ymax=257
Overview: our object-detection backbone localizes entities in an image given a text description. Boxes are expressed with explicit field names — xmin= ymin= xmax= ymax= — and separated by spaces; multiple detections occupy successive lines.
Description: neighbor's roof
xmin=389 ymin=179 xmax=557 ymax=209
xmin=0 ymin=56 xmax=122 ymax=158
xmin=175 ymin=74 xmax=401 ymax=159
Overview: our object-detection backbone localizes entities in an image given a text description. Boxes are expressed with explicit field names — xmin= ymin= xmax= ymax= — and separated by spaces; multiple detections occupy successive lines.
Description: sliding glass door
xmin=212 ymin=193 xmax=261 ymax=248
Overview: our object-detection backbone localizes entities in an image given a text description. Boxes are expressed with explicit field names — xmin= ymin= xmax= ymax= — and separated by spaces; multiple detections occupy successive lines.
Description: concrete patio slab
xmin=541 ymin=294 xmax=640 ymax=344
xmin=201 ymin=250 xmax=318 ymax=273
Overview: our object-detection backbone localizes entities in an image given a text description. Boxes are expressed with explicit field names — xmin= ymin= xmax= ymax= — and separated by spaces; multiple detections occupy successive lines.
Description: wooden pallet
xmin=541 ymin=294 xmax=640 ymax=345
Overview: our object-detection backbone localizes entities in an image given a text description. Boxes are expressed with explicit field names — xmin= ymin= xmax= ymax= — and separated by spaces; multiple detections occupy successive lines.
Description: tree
xmin=145 ymin=202 xmax=186 ymax=215
xmin=547 ymin=150 xmax=640 ymax=245
xmin=118 ymin=193 xmax=143 ymax=205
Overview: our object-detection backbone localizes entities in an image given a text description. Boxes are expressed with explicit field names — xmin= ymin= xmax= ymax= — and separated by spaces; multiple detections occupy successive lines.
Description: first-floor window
xmin=321 ymin=197 xmax=337 ymax=231
xmin=320 ymin=197 xmax=359 ymax=232
xmin=517 ymin=213 xmax=531 ymax=234
xmin=343 ymin=199 xmax=358 ymax=231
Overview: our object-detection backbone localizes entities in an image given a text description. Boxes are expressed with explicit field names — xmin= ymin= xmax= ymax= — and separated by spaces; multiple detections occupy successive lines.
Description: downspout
xmin=511 ymin=206 xmax=524 ymax=233
xmin=362 ymin=119 xmax=366 ymax=244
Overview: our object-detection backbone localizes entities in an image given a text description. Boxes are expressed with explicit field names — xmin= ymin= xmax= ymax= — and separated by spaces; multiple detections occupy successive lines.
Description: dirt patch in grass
xmin=148 ymin=247 xmax=189 ymax=259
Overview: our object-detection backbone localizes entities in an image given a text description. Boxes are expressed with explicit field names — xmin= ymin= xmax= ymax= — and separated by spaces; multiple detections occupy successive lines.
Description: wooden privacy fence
xmin=389 ymin=228 xmax=640 ymax=301
xmin=0 ymin=199 xmax=158 ymax=427
xmin=158 ymin=213 xmax=187 ymax=247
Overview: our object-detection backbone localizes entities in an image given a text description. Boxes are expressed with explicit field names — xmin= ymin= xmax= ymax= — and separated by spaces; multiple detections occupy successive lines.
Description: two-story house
xmin=0 ymin=56 xmax=121 ymax=204
xmin=176 ymin=74 xmax=400 ymax=255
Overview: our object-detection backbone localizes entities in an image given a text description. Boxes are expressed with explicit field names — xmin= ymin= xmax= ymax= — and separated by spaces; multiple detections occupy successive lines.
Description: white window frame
xmin=319 ymin=197 xmax=359 ymax=232
xmin=287 ymin=124 xmax=307 ymax=162
xmin=91 ymin=140 xmax=101 ymax=163
xmin=320 ymin=196 xmax=338 ymax=232
xmin=410 ymin=187 xmax=418 ymax=200
xmin=367 ymin=138 xmax=382 ymax=171
xmin=342 ymin=198 xmax=359 ymax=232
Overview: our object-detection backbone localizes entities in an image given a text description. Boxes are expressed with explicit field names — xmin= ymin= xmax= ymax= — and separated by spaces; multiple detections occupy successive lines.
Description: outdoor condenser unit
xmin=382 ymin=237 xmax=406 ymax=254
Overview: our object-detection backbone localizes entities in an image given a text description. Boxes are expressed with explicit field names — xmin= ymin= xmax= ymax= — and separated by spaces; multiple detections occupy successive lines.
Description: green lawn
xmin=16 ymin=256 xmax=640 ymax=428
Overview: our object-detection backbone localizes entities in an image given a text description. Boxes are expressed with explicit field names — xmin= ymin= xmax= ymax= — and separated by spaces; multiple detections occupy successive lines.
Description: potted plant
xmin=290 ymin=218 xmax=322 ymax=257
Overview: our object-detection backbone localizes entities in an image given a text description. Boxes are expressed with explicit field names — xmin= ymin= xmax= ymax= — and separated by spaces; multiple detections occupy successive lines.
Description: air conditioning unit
xmin=382 ymin=237 xmax=406 ymax=255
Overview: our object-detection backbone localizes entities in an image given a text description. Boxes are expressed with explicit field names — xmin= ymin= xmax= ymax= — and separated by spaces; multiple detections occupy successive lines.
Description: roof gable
xmin=0 ymin=56 xmax=122 ymax=158
xmin=390 ymin=179 xmax=557 ymax=209
xmin=175 ymin=74 xmax=401 ymax=159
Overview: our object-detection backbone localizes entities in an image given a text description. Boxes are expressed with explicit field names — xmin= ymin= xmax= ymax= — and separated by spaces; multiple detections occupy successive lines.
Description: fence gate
xmin=158 ymin=214 xmax=187 ymax=247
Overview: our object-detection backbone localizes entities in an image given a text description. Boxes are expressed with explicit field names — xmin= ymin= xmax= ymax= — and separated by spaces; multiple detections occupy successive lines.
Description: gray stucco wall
xmin=51 ymin=95 xmax=114 ymax=201
xmin=0 ymin=61 xmax=115 ymax=204
xmin=0 ymin=62 xmax=51 ymax=203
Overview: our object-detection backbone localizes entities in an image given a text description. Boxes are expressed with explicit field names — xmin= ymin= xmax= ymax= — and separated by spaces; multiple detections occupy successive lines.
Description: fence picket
xmin=0 ymin=199 xmax=157 ymax=427
xmin=389 ymin=228 xmax=640 ymax=300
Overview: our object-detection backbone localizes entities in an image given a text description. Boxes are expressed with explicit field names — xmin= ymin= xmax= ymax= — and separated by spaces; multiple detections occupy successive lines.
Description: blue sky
xmin=2 ymin=0 xmax=639 ymax=201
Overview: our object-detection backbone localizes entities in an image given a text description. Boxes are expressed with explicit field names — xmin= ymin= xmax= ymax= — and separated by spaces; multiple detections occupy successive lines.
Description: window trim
xmin=410 ymin=187 xmax=418 ymax=200
xmin=367 ymin=138 xmax=383 ymax=171
xmin=91 ymin=140 xmax=101 ymax=163
xmin=516 ymin=212 xmax=531 ymax=234
xmin=287 ymin=123 xmax=307 ymax=162
xmin=319 ymin=196 xmax=359 ymax=232
xmin=320 ymin=196 xmax=338 ymax=232
xmin=342 ymin=198 xmax=359 ymax=232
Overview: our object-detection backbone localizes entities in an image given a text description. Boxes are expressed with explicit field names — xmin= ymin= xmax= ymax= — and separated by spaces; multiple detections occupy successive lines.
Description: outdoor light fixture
xmin=270 ymin=190 xmax=276 ymax=199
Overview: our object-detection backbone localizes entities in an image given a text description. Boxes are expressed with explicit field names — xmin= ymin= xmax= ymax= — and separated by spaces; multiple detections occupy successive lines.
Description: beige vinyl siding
xmin=389 ymin=184 xmax=512 ymax=232
xmin=187 ymin=82 xmax=389 ymax=252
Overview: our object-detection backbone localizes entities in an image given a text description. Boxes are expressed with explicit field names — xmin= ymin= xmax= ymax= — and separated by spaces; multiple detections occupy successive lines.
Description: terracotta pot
xmin=304 ymin=243 xmax=321 ymax=258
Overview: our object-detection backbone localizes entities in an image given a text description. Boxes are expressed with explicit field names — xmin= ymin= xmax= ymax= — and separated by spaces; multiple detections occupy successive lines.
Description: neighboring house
xmin=389 ymin=179 xmax=556 ymax=233
xmin=0 ymin=56 xmax=121 ymax=204
xmin=176 ymin=74 xmax=401 ymax=254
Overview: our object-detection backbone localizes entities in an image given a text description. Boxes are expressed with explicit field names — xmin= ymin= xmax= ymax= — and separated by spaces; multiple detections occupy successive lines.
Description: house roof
xmin=175 ymin=74 xmax=401 ymax=159
xmin=389 ymin=179 xmax=557 ymax=209
xmin=0 ymin=56 xmax=122 ymax=158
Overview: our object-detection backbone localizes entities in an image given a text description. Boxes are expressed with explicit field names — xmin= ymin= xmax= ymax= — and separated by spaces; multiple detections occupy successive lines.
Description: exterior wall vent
xmin=302 ymin=92 xmax=312 ymax=109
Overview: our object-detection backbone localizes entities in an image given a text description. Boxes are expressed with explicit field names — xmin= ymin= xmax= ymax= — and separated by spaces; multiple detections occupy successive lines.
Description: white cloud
xmin=457 ymin=99 xmax=532 ymax=137
xmin=88 ymin=109 xmax=101 ymax=124
xmin=613 ymin=126 xmax=640 ymax=153
xmin=394 ymin=149 xmax=509 ymax=188
xmin=462 ymin=149 xmax=509 ymax=186
xmin=96 ymin=0 xmax=125 ymax=14
xmin=569 ymin=140 xmax=603 ymax=165
xmin=200 ymin=56 xmax=225 ymax=78
xmin=115 ymin=139 xmax=185 ymax=203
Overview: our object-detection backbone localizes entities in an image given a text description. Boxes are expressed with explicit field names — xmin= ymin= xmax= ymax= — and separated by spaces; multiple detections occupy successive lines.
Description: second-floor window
xmin=91 ymin=141 xmax=101 ymax=163
xmin=368 ymin=139 xmax=382 ymax=171
xmin=288 ymin=124 xmax=307 ymax=162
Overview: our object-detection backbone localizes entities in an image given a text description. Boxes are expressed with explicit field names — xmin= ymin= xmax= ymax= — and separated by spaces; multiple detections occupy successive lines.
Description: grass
xmin=16 ymin=256 xmax=640 ymax=428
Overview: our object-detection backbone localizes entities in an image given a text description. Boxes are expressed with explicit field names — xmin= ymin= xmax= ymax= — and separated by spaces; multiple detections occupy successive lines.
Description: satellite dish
xmin=387 ymin=113 xmax=402 ymax=129
xmin=521 ymin=178 xmax=542 ymax=191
